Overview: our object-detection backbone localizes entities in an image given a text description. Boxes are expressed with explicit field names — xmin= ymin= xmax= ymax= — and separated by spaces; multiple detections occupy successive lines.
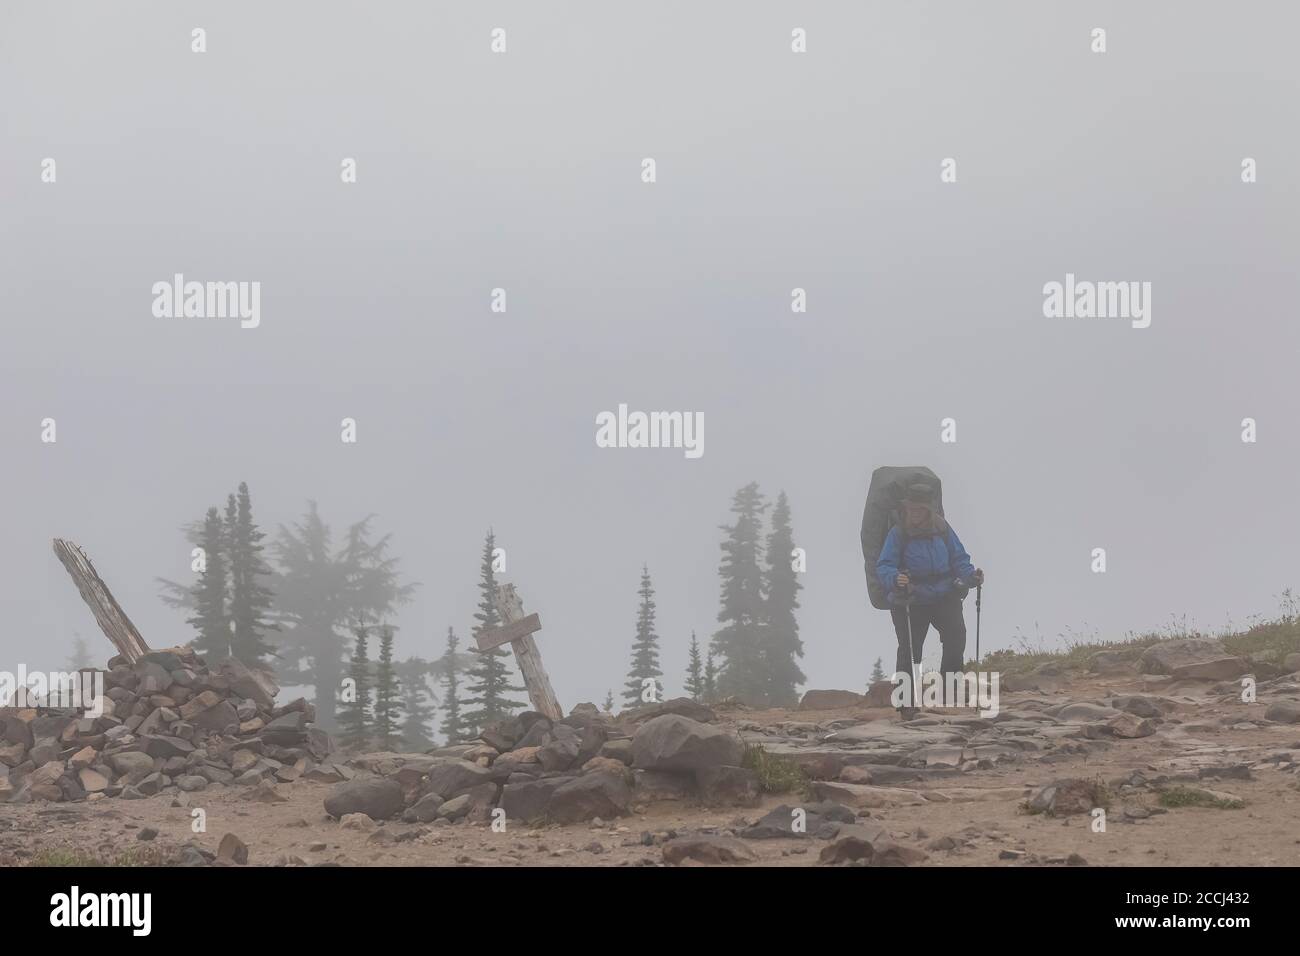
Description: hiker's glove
xmin=972 ymin=568 xmax=984 ymax=586
xmin=895 ymin=573 xmax=910 ymax=591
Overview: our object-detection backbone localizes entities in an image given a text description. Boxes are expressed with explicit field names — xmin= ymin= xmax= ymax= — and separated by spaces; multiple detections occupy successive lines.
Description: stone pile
xmin=321 ymin=697 xmax=762 ymax=828
xmin=0 ymin=645 xmax=338 ymax=804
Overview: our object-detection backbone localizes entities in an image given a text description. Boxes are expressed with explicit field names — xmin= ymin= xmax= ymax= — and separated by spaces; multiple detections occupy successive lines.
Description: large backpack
xmin=860 ymin=465 xmax=944 ymax=610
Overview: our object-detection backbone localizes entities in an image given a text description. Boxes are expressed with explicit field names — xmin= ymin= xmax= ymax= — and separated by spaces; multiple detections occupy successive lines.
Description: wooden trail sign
xmin=474 ymin=583 xmax=563 ymax=720
xmin=52 ymin=538 xmax=152 ymax=663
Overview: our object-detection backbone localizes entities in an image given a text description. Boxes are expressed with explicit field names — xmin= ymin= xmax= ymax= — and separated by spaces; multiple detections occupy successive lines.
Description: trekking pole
xmin=902 ymin=589 xmax=919 ymax=709
xmin=975 ymin=583 xmax=982 ymax=663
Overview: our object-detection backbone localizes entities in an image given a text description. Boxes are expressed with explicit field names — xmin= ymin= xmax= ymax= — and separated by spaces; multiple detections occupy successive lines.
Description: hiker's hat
xmin=904 ymin=482 xmax=935 ymax=506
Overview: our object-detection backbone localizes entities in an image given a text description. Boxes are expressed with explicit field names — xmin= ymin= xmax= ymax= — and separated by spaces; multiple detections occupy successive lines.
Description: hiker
xmin=876 ymin=482 xmax=984 ymax=706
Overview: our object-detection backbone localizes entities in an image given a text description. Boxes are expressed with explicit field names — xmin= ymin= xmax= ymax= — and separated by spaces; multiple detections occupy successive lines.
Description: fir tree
xmin=228 ymin=482 xmax=277 ymax=665
xmin=397 ymin=656 xmax=437 ymax=751
xmin=438 ymin=627 xmax=467 ymax=744
xmin=462 ymin=531 xmax=525 ymax=737
xmin=338 ymin=626 xmax=372 ymax=748
xmin=65 ymin=634 xmax=92 ymax=670
xmin=603 ymin=689 xmax=614 ymax=713
xmin=703 ymin=650 xmax=717 ymax=703
xmin=711 ymin=482 xmax=769 ymax=705
xmin=762 ymin=490 xmax=805 ymax=707
xmin=188 ymin=507 xmax=231 ymax=659
xmin=622 ymin=565 xmax=663 ymax=706
xmin=684 ymin=631 xmax=705 ymax=700
xmin=270 ymin=503 xmax=417 ymax=729
xmin=870 ymin=657 xmax=885 ymax=683
xmin=372 ymin=625 xmax=400 ymax=750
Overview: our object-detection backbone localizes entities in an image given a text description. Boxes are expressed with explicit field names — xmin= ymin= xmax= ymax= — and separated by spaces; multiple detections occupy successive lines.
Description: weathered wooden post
xmin=52 ymin=538 xmax=152 ymax=663
xmin=474 ymin=583 xmax=563 ymax=720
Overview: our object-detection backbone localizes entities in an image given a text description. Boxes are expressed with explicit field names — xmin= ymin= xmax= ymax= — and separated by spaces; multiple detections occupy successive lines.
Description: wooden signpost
xmin=474 ymin=583 xmax=563 ymax=720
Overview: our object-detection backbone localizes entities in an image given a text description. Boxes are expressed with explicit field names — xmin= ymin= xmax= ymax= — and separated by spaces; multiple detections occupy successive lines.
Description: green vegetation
xmin=974 ymin=590 xmax=1300 ymax=673
xmin=741 ymin=743 xmax=808 ymax=796
xmin=1157 ymin=786 xmax=1245 ymax=810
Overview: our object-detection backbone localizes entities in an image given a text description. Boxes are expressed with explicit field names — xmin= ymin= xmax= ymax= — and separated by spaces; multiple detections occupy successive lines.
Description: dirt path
xmin=4 ymin=670 xmax=1298 ymax=866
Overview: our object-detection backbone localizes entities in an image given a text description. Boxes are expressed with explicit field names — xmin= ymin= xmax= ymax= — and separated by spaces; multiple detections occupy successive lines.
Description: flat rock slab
xmin=922 ymin=786 xmax=1029 ymax=803
xmin=812 ymin=781 xmax=928 ymax=808
xmin=799 ymin=689 xmax=866 ymax=711
xmin=1170 ymin=658 xmax=1249 ymax=681
xmin=823 ymin=723 xmax=965 ymax=748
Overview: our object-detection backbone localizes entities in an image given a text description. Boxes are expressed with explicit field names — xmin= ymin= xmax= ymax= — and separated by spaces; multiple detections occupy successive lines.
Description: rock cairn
xmin=0 ymin=645 xmax=338 ymax=804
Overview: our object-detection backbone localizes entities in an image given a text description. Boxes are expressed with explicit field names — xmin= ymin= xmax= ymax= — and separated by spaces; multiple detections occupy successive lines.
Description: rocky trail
xmin=2 ymin=637 xmax=1299 ymax=867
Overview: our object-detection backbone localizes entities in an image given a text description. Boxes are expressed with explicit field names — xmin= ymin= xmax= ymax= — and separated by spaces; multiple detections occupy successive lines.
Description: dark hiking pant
xmin=891 ymin=596 xmax=967 ymax=704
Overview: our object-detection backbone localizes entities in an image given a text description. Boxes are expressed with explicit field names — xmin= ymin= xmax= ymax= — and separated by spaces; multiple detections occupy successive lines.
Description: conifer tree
xmin=684 ymin=631 xmax=705 ymax=700
xmin=622 ymin=565 xmax=663 ymax=706
xmin=704 ymin=650 xmax=717 ymax=703
xmin=65 ymin=634 xmax=92 ymax=670
xmin=188 ymin=507 xmax=231 ymax=659
xmin=871 ymin=657 xmax=885 ymax=683
xmin=462 ymin=531 xmax=525 ymax=736
xmin=338 ymin=626 xmax=372 ymax=748
xmin=372 ymin=625 xmax=401 ymax=749
xmin=397 ymin=656 xmax=436 ymax=752
xmin=603 ymin=689 xmax=614 ymax=713
xmin=438 ymin=627 xmax=467 ymax=744
xmin=228 ymin=482 xmax=276 ymax=665
xmin=711 ymin=482 xmax=769 ymax=705
xmin=270 ymin=503 xmax=416 ymax=729
xmin=762 ymin=490 xmax=805 ymax=706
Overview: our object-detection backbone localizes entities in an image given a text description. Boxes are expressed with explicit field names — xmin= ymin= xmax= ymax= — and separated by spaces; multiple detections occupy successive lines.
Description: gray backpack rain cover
xmin=860 ymin=465 xmax=944 ymax=611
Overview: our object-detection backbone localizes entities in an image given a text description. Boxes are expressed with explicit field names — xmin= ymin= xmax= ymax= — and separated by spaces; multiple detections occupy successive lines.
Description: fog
xmin=2 ymin=1 xmax=1297 ymax=709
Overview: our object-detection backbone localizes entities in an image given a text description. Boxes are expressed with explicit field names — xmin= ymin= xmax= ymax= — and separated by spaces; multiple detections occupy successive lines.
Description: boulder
xmin=215 ymin=657 xmax=278 ymax=711
xmin=110 ymin=751 xmax=155 ymax=780
xmin=598 ymin=738 xmax=634 ymax=765
xmin=864 ymin=680 xmax=897 ymax=708
xmin=742 ymin=801 xmax=857 ymax=839
xmin=631 ymin=715 xmax=744 ymax=772
xmin=695 ymin=765 xmax=761 ymax=807
xmin=799 ymin=689 xmax=865 ymax=711
xmin=631 ymin=769 xmax=695 ymax=801
xmin=402 ymin=793 xmax=445 ymax=823
xmin=217 ymin=833 xmax=249 ymax=864
xmin=190 ymin=700 xmax=240 ymax=736
xmin=662 ymin=835 xmax=757 ymax=865
xmin=323 ymin=777 xmax=405 ymax=820
xmin=78 ymin=768 xmax=110 ymax=792
xmin=624 ymin=698 xmax=716 ymax=724
xmin=1026 ymin=778 xmax=1103 ymax=817
xmin=1169 ymin=658 xmax=1249 ymax=681
xmin=1138 ymin=638 xmax=1230 ymax=675
xmin=425 ymin=760 xmax=494 ymax=799
xmin=499 ymin=777 xmax=569 ymax=824
xmin=819 ymin=826 xmax=925 ymax=866
xmin=547 ymin=770 xmax=632 ymax=823
xmin=1264 ymin=701 xmax=1300 ymax=724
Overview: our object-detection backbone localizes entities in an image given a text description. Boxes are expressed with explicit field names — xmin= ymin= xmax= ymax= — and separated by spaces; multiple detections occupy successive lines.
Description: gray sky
xmin=2 ymin=1 xmax=1298 ymax=707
